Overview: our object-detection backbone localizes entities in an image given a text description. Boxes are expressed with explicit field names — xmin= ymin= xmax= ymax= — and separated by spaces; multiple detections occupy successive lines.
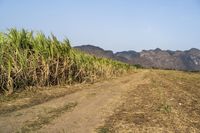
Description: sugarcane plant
xmin=0 ymin=29 xmax=133 ymax=95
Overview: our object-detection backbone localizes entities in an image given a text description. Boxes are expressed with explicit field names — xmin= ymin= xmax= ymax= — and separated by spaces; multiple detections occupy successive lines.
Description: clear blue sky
xmin=0 ymin=0 xmax=200 ymax=52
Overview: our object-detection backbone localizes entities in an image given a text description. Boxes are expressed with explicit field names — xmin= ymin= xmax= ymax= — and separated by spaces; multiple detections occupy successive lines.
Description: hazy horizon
xmin=1 ymin=0 xmax=200 ymax=52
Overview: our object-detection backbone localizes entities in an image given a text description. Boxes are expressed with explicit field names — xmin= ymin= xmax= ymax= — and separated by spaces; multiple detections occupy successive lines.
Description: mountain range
xmin=74 ymin=45 xmax=200 ymax=71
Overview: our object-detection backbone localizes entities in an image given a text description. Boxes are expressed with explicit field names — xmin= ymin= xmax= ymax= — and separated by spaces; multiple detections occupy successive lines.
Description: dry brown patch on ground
xmin=99 ymin=70 xmax=200 ymax=133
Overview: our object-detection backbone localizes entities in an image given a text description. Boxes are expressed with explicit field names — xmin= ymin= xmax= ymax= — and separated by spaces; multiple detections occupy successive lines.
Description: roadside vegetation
xmin=0 ymin=29 xmax=132 ymax=95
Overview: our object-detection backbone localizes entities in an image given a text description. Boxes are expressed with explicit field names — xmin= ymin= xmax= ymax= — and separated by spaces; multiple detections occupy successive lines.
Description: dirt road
xmin=0 ymin=70 xmax=148 ymax=133
xmin=0 ymin=70 xmax=200 ymax=133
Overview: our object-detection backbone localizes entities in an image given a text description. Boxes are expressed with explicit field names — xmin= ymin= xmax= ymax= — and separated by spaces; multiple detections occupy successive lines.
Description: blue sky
xmin=0 ymin=0 xmax=200 ymax=52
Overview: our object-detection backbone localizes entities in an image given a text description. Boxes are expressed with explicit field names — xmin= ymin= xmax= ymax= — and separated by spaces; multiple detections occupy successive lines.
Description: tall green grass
xmin=0 ymin=29 xmax=132 ymax=95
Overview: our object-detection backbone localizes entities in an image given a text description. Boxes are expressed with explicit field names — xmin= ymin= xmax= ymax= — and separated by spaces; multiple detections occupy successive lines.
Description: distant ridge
xmin=74 ymin=45 xmax=200 ymax=71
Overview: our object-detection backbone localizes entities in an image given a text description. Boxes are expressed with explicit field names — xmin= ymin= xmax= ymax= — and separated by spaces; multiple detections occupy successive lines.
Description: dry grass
xmin=99 ymin=70 xmax=200 ymax=133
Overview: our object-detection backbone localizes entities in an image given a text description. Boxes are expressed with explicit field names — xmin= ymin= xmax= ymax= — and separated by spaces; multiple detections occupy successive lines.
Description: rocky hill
xmin=74 ymin=45 xmax=200 ymax=71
